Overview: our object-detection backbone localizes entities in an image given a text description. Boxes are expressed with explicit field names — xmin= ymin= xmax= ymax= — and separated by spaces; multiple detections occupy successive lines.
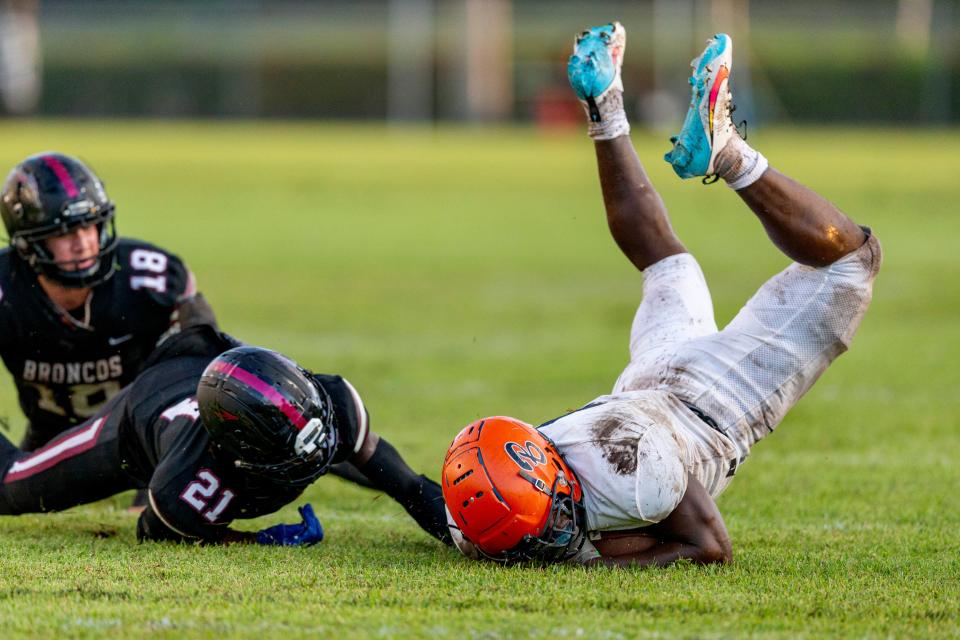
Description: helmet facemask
xmin=15 ymin=205 xmax=119 ymax=288
xmin=484 ymin=470 xmax=588 ymax=565
xmin=231 ymin=402 xmax=339 ymax=487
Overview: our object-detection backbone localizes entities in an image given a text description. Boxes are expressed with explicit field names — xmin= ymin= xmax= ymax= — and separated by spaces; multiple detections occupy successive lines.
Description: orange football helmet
xmin=442 ymin=416 xmax=587 ymax=563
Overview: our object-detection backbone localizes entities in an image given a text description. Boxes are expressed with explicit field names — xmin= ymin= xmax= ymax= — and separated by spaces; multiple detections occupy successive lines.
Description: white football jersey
xmin=539 ymin=389 xmax=741 ymax=533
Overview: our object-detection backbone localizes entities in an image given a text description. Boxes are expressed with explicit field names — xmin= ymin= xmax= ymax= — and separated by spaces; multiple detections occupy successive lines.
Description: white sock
xmin=582 ymin=90 xmax=630 ymax=141
xmin=714 ymin=135 xmax=768 ymax=190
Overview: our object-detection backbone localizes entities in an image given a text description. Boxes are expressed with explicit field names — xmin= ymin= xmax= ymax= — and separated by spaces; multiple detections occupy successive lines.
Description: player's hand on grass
xmin=256 ymin=504 xmax=324 ymax=546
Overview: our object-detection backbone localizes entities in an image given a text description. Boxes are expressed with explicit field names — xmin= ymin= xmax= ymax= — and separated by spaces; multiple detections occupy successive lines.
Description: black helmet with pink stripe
xmin=0 ymin=152 xmax=118 ymax=288
xmin=197 ymin=346 xmax=338 ymax=487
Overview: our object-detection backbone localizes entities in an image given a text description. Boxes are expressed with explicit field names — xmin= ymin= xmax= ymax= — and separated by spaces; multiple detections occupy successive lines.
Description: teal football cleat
xmin=567 ymin=22 xmax=626 ymax=124
xmin=664 ymin=34 xmax=737 ymax=180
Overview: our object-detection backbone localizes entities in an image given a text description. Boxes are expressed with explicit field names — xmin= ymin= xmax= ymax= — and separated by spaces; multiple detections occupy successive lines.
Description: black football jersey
xmin=0 ymin=238 xmax=194 ymax=441
xmin=112 ymin=328 xmax=370 ymax=542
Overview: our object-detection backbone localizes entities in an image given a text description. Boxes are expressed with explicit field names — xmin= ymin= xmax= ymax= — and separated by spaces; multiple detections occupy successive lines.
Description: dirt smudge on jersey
xmin=655 ymin=363 xmax=690 ymax=399
xmin=603 ymin=439 xmax=638 ymax=475
xmin=590 ymin=413 xmax=639 ymax=476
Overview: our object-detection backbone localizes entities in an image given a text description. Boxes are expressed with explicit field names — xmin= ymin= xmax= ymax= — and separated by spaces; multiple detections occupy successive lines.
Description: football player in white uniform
xmin=442 ymin=23 xmax=882 ymax=567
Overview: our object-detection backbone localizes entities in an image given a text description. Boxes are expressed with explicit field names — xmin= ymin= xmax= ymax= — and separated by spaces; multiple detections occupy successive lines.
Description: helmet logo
xmin=504 ymin=441 xmax=547 ymax=472
xmin=295 ymin=417 xmax=327 ymax=456
xmin=10 ymin=170 xmax=39 ymax=215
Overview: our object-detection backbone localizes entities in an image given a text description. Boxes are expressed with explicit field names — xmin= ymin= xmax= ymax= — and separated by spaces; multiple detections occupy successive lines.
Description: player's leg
xmin=350 ymin=431 xmax=449 ymax=544
xmin=663 ymin=233 xmax=881 ymax=460
xmin=595 ymin=137 xmax=688 ymax=270
xmin=664 ymin=34 xmax=865 ymax=266
xmin=659 ymin=35 xmax=882 ymax=458
xmin=0 ymin=410 xmax=135 ymax=515
xmin=569 ymin=22 xmax=685 ymax=271
xmin=17 ymin=409 xmax=148 ymax=513
xmin=568 ymin=23 xmax=719 ymax=393
xmin=327 ymin=461 xmax=375 ymax=489
xmin=732 ymin=170 xmax=866 ymax=267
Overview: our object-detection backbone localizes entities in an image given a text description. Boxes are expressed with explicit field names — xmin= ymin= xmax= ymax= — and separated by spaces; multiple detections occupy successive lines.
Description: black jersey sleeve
xmin=118 ymin=239 xmax=197 ymax=311
xmin=138 ymin=425 xmax=233 ymax=543
xmin=137 ymin=503 xmax=200 ymax=543
xmin=312 ymin=374 xmax=371 ymax=463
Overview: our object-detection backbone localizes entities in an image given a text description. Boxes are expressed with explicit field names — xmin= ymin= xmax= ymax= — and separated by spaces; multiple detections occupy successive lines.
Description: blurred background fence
xmin=0 ymin=0 xmax=956 ymax=126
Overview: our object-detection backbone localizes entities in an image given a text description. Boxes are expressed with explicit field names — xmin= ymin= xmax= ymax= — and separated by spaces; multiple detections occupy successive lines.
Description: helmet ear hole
xmin=452 ymin=469 xmax=473 ymax=485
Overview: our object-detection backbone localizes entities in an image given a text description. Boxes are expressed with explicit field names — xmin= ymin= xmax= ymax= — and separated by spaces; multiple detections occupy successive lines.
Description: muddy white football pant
xmin=613 ymin=232 xmax=882 ymax=462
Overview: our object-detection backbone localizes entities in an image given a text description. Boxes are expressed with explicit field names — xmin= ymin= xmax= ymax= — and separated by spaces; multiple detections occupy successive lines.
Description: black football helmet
xmin=0 ymin=152 xmax=118 ymax=288
xmin=197 ymin=346 xmax=338 ymax=487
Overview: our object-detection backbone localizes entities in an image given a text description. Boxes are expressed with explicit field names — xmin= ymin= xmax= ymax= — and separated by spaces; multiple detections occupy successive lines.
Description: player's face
xmin=44 ymin=224 xmax=100 ymax=271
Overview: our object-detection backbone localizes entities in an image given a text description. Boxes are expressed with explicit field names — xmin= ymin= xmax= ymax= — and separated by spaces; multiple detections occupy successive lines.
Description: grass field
xmin=0 ymin=122 xmax=956 ymax=638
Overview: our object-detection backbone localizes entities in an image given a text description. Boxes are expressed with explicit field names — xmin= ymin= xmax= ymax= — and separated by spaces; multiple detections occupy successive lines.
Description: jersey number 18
xmin=129 ymin=249 xmax=169 ymax=293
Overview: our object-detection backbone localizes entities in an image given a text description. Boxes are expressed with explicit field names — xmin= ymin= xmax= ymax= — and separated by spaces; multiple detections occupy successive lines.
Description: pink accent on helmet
xmin=42 ymin=155 xmax=80 ymax=198
xmin=209 ymin=360 xmax=308 ymax=430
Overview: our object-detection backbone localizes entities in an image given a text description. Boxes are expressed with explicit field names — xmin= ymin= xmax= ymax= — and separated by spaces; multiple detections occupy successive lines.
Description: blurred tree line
xmin=1 ymin=0 xmax=955 ymax=125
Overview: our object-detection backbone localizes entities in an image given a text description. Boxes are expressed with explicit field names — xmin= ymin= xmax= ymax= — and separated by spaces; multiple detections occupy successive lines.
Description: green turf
xmin=0 ymin=122 xmax=956 ymax=638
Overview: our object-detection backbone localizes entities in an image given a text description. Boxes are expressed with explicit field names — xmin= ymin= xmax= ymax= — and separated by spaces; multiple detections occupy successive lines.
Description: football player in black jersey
xmin=0 ymin=151 xmax=371 ymax=495
xmin=0 ymin=151 xmax=214 ymax=454
xmin=0 ymin=325 xmax=449 ymax=545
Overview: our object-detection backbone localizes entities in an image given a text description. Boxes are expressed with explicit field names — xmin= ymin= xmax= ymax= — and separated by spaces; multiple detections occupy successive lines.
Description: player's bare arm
xmin=589 ymin=474 xmax=731 ymax=567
